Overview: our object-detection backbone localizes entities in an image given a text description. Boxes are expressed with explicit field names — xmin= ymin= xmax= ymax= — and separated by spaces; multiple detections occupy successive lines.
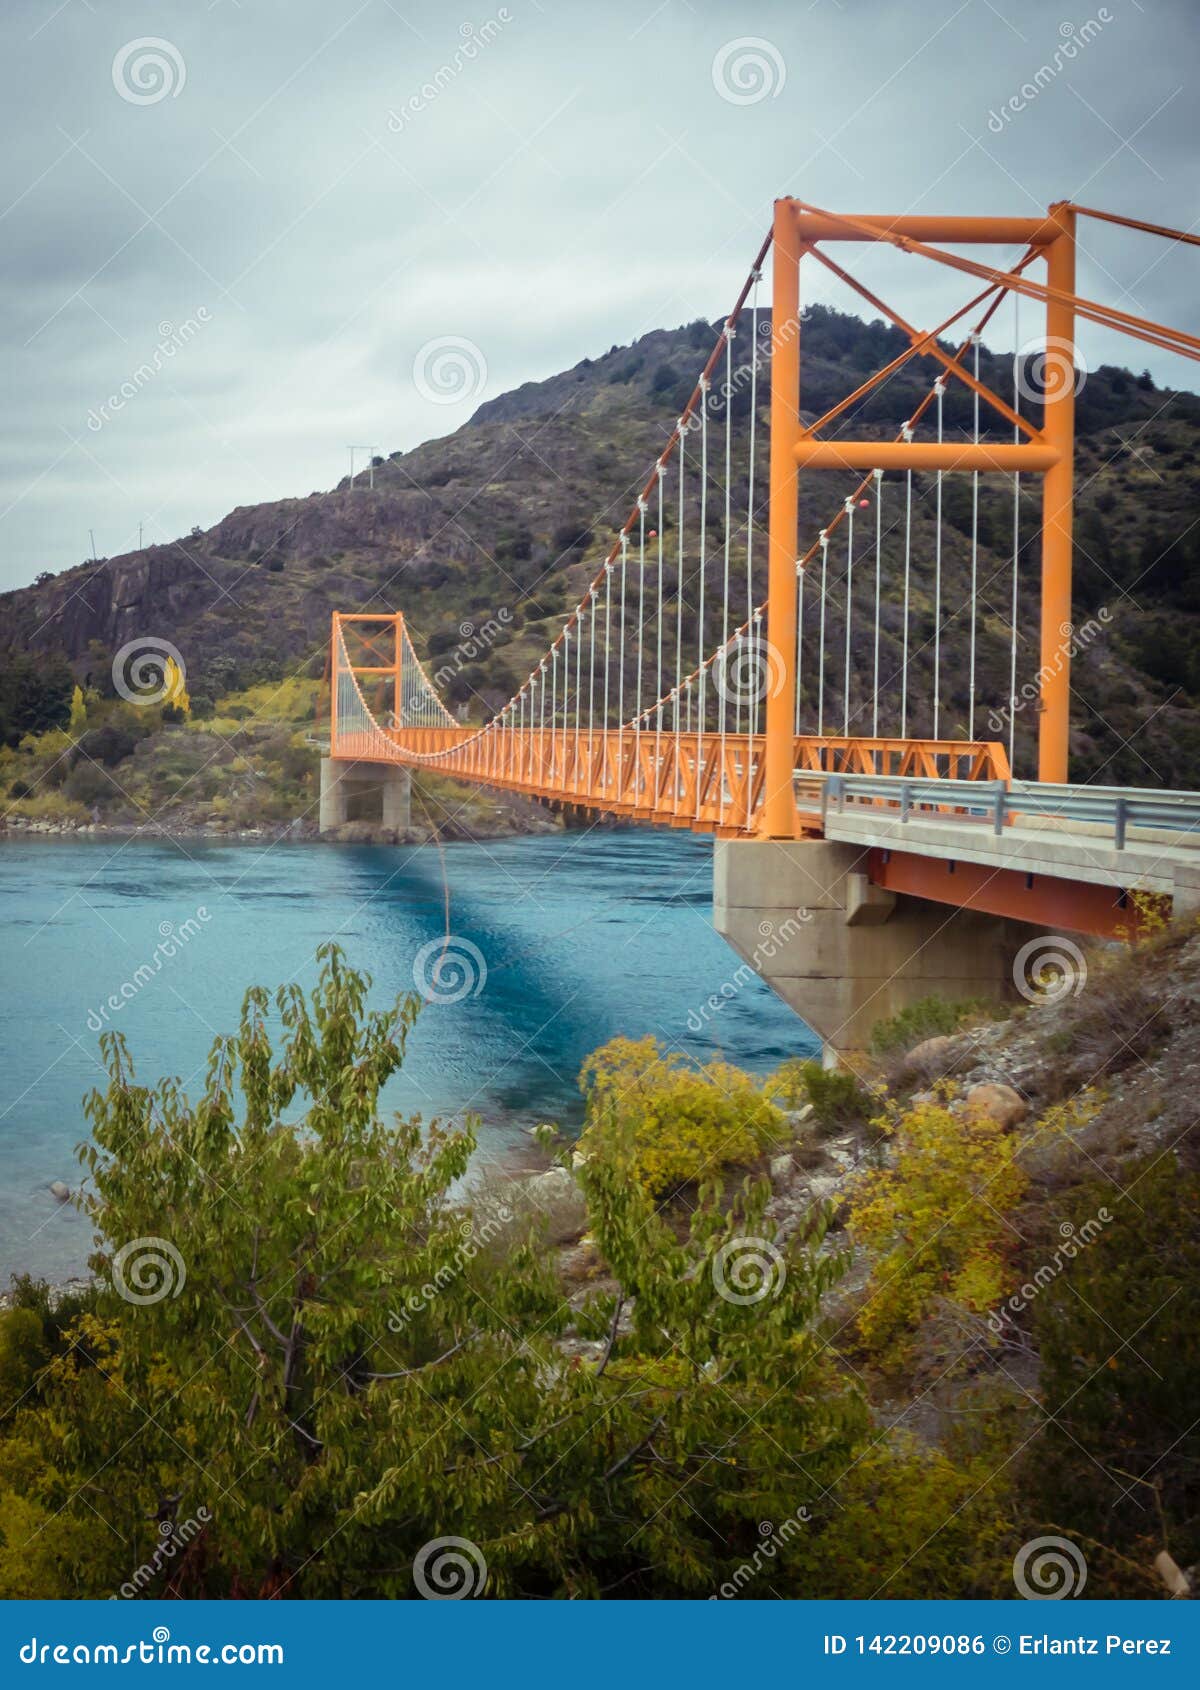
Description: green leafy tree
xmin=45 ymin=949 xmax=868 ymax=1596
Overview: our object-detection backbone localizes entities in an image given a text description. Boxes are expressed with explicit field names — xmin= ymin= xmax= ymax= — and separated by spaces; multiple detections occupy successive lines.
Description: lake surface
xmin=0 ymin=830 xmax=815 ymax=1282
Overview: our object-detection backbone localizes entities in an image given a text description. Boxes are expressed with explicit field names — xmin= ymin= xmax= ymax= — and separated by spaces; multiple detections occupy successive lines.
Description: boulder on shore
xmin=963 ymin=1082 xmax=1028 ymax=1129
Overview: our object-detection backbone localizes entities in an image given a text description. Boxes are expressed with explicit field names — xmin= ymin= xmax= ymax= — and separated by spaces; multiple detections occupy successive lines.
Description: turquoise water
xmin=0 ymin=831 xmax=815 ymax=1281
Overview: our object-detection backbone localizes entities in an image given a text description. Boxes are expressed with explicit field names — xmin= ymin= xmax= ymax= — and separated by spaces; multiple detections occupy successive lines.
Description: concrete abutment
xmin=318 ymin=758 xmax=411 ymax=833
xmin=713 ymin=838 xmax=1033 ymax=1060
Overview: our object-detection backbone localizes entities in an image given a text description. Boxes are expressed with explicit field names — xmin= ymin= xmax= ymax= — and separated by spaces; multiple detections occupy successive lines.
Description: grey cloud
xmin=0 ymin=0 xmax=1196 ymax=590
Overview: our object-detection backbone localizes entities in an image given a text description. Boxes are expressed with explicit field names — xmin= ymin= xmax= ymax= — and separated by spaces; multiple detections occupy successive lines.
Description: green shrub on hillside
xmin=1021 ymin=1155 xmax=1200 ymax=1593
xmin=764 ymin=1057 xmax=870 ymax=1133
xmin=870 ymin=994 xmax=991 ymax=1054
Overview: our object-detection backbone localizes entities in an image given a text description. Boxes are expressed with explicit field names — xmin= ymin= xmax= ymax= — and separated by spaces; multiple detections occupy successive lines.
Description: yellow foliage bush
xmin=578 ymin=1035 xmax=782 ymax=1196
xmin=849 ymin=1099 xmax=1028 ymax=1360
xmin=217 ymin=677 xmax=320 ymax=724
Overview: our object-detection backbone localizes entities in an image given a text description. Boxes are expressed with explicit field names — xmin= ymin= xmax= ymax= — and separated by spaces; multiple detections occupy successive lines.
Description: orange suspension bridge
xmin=324 ymin=199 xmax=1200 ymax=1040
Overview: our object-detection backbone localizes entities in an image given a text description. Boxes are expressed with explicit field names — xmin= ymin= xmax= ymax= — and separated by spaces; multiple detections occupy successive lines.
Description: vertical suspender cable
xmin=900 ymin=422 xmax=913 ymax=737
xmin=933 ymin=379 xmax=945 ymax=740
xmin=588 ymin=590 xmax=596 ymax=790
xmin=635 ymin=502 xmax=646 ymax=805
xmin=795 ymin=562 xmax=804 ymax=737
xmin=603 ymin=561 xmax=613 ymax=797
xmin=525 ymin=677 xmax=533 ymax=782
xmin=655 ymin=463 xmax=665 ymax=806
xmin=574 ymin=606 xmax=583 ymax=794
xmin=696 ymin=380 xmax=709 ymax=819
xmin=747 ymin=279 xmax=760 ymax=829
xmin=721 ymin=327 xmax=733 ymax=824
xmin=842 ymin=498 xmax=855 ymax=738
xmin=562 ymin=629 xmax=570 ymax=780
xmin=539 ymin=661 xmax=547 ymax=783
xmin=1010 ymin=291 xmax=1021 ymax=773
xmin=676 ymin=422 xmax=686 ymax=745
xmin=748 ymin=610 xmax=762 ymax=830
xmin=550 ymin=645 xmax=558 ymax=784
xmin=969 ymin=334 xmax=980 ymax=742
xmin=817 ymin=531 xmax=829 ymax=739
xmin=618 ymin=534 xmax=628 ymax=803
xmin=872 ymin=467 xmax=883 ymax=740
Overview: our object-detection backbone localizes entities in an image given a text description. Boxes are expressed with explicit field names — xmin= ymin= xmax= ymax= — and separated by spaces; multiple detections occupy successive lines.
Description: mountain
xmin=4 ymin=304 xmax=1200 ymax=785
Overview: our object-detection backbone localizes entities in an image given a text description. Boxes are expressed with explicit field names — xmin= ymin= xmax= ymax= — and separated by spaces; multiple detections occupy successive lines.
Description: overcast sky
xmin=1 ymin=0 xmax=1196 ymax=592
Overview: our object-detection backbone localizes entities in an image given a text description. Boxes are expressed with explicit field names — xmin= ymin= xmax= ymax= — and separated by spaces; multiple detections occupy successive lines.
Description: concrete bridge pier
xmin=318 ymin=758 xmax=411 ymax=833
xmin=713 ymin=839 xmax=1031 ymax=1063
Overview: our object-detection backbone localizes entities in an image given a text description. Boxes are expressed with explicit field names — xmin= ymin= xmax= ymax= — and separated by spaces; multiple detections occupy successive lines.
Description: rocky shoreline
xmin=0 ymin=800 xmax=562 ymax=848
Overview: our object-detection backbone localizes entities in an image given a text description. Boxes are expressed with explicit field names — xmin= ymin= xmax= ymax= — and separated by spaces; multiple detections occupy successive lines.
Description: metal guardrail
xmin=808 ymin=773 xmax=1200 ymax=851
